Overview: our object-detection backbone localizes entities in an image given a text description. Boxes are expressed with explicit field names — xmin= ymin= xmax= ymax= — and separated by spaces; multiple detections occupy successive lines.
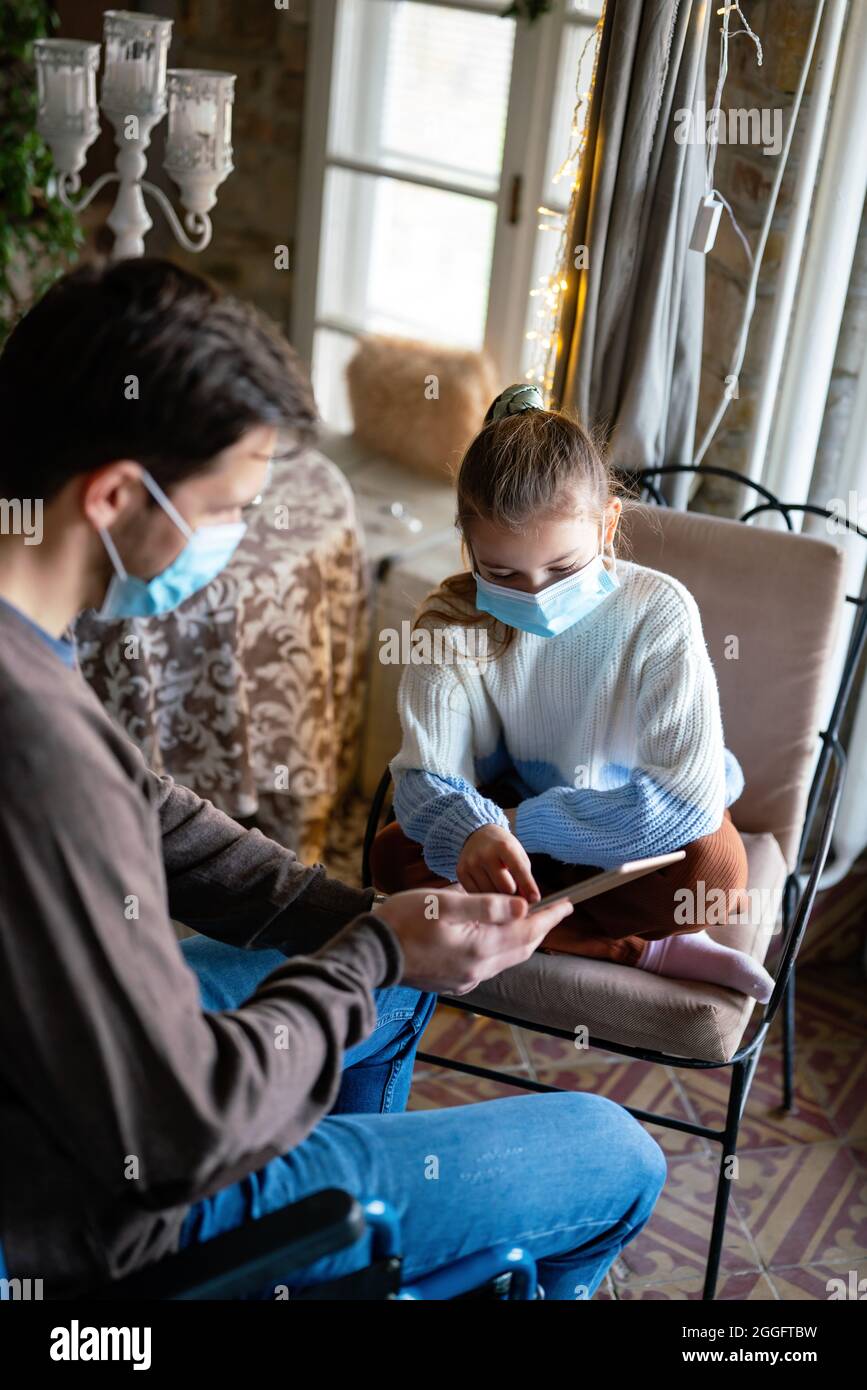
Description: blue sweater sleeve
xmin=515 ymin=746 xmax=746 ymax=869
xmin=392 ymin=768 xmax=510 ymax=881
xmin=514 ymin=772 xmax=720 ymax=869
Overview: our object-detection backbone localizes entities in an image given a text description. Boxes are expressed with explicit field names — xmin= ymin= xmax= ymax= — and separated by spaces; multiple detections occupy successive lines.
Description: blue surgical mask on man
xmin=474 ymin=533 xmax=619 ymax=639
xmin=97 ymin=469 xmax=248 ymax=620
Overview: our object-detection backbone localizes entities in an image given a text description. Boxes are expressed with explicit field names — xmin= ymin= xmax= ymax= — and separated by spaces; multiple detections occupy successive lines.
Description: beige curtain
xmin=554 ymin=0 xmax=711 ymax=507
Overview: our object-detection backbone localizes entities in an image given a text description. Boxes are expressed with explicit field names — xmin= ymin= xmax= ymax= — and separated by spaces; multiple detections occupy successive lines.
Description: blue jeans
xmin=178 ymin=935 xmax=667 ymax=1299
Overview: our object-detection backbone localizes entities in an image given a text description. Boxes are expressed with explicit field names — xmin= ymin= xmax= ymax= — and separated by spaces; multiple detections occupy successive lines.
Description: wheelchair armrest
xmin=89 ymin=1188 xmax=366 ymax=1301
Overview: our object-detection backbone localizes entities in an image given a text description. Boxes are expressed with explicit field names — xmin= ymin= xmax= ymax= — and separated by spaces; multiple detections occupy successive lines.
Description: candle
xmin=102 ymin=13 xmax=173 ymax=115
xmin=119 ymin=51 xmax=148 ymax=100
xmin=34 ymin=39 xmax=100 ymax=172
xmin=170 ymin=101 xmax=195 ymax=143
xmin=68 ymin=68 xmax=85 ymax=114
xmin=34 ymin=41 xmax=98 ymax=127
xmin=166 ymin=71 xmax=234 ymax=175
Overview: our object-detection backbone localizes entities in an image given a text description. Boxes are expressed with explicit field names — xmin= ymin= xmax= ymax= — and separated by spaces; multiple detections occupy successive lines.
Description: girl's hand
xmin=457 ymin=824 xmax=540 ymax=902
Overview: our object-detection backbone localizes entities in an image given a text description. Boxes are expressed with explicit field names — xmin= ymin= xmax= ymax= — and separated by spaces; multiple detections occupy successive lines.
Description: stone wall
xmin=56 ymin=0 xmax=311 ymax=340
xmin=146 ymin=0 xmax=310 ymax=339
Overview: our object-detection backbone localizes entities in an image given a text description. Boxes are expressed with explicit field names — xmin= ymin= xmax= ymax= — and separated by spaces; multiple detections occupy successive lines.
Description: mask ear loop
xmin=97 ymin=469 xmax=194 ymax=587
xmin=98 ymin=525 xmax=128 ymax=582
xmin=139 ymin=469 xmax=195 ymax=540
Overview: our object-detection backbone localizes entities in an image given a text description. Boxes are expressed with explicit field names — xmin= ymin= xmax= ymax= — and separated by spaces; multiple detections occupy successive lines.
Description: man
xmin=0 ymin=259 xmax=666 ymax=1299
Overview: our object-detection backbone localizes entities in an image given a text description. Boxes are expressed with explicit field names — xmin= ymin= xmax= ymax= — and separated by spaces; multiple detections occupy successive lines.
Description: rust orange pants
xmin=370 ymin=796 xmax=749 ymax=966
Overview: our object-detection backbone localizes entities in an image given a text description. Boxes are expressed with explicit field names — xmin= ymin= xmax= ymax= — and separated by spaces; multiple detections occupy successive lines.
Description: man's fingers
xmin=469 ymin=899 xmax=575 ymax=969
xmin=437 ymin=890 xmax=528 ymax=926
xmin=467 ymin=915 xmax=553 ymax=963
xmin=526 ymin=898 xmax=575 ymax=935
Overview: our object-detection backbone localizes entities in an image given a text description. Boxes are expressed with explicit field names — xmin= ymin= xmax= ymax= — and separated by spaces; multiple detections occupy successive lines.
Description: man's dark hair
xmin=0 ymin=257 xmax=318 ymax=500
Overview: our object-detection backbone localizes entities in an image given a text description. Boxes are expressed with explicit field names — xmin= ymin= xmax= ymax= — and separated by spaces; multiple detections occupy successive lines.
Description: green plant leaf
xmin=501 ymin=0 xmax=554 ymax=21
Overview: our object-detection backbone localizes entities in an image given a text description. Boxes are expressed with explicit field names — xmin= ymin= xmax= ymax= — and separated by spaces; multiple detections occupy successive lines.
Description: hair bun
xmin=488 ymin=382 xmax=545 ymax=423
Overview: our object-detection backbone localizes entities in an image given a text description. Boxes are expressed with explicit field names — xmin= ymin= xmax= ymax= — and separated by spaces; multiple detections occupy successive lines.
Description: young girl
xmin=371 ymin=384 xmax=774 ymax=1003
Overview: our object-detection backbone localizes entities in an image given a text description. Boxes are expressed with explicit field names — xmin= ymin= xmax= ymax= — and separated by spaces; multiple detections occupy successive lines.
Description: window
xmin=523 ymin=3 xmax=603 ymax=382
xmin=294 ymin=0 xmax=604 ymax=430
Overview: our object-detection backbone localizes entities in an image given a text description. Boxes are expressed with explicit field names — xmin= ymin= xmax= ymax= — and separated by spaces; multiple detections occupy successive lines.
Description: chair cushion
xmin=454 ymin=830 xmax=787 ymax=1064
xmin=619 ymin=502 xmax=847 ymax=870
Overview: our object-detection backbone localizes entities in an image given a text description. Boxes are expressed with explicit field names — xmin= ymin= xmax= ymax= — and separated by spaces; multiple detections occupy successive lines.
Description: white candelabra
xmin=34 ymin=10 xmax=236 ymax=260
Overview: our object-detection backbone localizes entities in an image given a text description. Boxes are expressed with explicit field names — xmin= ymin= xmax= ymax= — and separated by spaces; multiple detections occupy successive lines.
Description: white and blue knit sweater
xmin=389 ymin=559 xmax=743 ymax=880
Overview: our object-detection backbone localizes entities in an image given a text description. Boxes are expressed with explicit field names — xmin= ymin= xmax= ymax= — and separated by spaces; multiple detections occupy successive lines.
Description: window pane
xmin=521 ymin=224 xmax=568 ymax=380
xmin=312 ymin=328 xmax=358 ymax=433
xmin=566 ymin=0 xmax=604 ymax=16
xmin=318 ymin=166 xmax=496 ymax=348
xmin=542 ymin=16 xmax=600 ymax=205
xmin=521 ymin=13 xmax=601 ymax=378
xmin=330 ymin=0 xmax=515 ymax=195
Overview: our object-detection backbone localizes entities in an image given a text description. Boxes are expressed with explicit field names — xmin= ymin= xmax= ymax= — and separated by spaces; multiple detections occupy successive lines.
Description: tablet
xmin=527 ymin=850 xmax=687 ymax=914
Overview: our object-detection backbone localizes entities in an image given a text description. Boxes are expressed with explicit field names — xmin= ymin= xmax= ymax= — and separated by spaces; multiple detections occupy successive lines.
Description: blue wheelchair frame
xmin=0 ymin=1191 xmax=538 ymax=1301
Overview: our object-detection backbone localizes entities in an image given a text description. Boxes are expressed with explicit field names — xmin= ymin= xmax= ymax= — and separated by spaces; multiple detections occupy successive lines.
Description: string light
xmin=524 ymin=9 xmax=605 ymax=396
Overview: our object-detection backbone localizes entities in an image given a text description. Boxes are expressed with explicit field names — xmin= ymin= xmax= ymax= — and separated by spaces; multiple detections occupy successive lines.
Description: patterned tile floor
xmin=324 ymin=793 xmax=867 ymax=1301
xmin=407 ymin=968 xmax=867 ymax=1300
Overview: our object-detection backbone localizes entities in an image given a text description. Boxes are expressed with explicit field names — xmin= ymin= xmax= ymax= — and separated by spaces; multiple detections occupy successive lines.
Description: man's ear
xmin=80 ymin=461 xmax=147 ymax=531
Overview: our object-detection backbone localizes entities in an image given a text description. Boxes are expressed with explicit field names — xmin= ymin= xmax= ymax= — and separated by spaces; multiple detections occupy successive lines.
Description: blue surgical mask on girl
xmin=474 ymin=536 xmax=619 ymax=639
xmin=97 ymin=469 xmax=247 ymax=620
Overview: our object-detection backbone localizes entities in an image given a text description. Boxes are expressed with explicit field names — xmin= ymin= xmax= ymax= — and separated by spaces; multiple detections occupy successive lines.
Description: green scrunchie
xmin=491 ymin=383 xmax=546 ymax=421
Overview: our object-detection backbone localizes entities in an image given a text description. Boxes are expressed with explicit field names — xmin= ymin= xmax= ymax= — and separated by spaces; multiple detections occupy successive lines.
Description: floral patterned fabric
xmin=73 ymin=451 xmax=369 ymax=862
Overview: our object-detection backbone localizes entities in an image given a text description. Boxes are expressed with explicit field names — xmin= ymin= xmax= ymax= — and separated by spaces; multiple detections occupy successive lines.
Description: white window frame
xmin=292 ymin=0 xmax=592 ymax=402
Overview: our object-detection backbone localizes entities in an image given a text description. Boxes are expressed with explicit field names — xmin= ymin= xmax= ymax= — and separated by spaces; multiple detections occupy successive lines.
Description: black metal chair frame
xmin=361 ymin=465 xmax=867 ymax=1301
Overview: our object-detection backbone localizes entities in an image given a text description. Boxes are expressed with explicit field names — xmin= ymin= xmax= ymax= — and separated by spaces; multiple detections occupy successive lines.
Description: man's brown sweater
xmin=0 ymin=601 xmax=404 ymax=1295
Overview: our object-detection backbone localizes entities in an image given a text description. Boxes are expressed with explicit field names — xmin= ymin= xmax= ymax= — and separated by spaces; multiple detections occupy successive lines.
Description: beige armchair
xmin=459 ymin=500 xmax=845 ymax=1063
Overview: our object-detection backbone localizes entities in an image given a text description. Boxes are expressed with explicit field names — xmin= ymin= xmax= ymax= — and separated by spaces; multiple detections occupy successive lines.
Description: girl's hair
xmin=419 ymin=404 xmax=628 ymax=655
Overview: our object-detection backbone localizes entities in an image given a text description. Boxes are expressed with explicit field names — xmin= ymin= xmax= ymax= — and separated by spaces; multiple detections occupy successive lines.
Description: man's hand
xmin=457 ymin=822 xmax=539 ymax=901
xmin=373 ymin=889 xmax=574 ymax=995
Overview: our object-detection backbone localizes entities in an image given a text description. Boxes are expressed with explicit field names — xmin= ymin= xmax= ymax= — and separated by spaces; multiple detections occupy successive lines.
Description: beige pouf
xmin=346 ymin=334 xmax=498 ymax=482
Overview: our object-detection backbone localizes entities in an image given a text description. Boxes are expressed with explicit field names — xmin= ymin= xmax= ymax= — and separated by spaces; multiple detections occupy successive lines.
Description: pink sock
xmin=639 ymin=930 xmax=774 ymax=1003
